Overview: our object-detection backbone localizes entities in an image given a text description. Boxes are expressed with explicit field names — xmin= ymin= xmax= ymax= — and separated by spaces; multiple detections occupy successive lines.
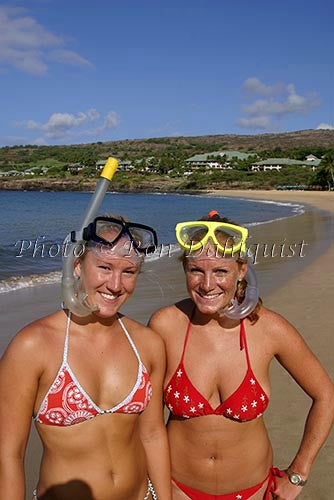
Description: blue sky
xmin=0 ymin=0 xmax=333 ymax=146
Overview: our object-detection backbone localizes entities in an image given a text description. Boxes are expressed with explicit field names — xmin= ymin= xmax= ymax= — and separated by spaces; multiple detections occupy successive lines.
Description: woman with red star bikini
xmin=149 ymin=210 xmax=334 ymax=500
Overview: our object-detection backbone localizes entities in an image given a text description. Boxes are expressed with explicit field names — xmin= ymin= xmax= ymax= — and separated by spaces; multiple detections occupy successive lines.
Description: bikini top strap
xmin=63 ymin=312 xmax=71 ymax=363
xmin=63 ymin=313 xmax=141 ymax=365
xmin=181 ymin=307 xmax=196 ymax=362
xmin=117 ymin=315 xmax=141 ymax=364
xmin=240 ymin=320 xmax=251 ymax=368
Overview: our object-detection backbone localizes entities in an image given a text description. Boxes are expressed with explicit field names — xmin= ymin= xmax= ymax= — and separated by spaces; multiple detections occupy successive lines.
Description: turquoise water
xmin=0 ymin=190 xmax=302 ymax=291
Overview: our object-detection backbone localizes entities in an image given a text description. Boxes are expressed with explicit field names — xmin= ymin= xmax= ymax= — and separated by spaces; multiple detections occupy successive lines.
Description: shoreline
xmin=0 ymin=177 xmax=332 ymax=194
xmin=0 ymin=190 xmax=333 ymax=499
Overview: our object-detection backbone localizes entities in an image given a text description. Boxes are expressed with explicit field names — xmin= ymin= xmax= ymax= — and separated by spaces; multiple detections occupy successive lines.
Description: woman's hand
xmin=271 ymin=473 xmax=304 ymax=499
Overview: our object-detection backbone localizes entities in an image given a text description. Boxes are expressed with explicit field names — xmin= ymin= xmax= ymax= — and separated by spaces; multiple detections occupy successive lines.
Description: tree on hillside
xmin=322 ymin=152 xmax=334 ymax=186
xmin=314 ymin=152 xmax=334 ymax=190
xmin=234 ymin=155 xmax=258 ymax=171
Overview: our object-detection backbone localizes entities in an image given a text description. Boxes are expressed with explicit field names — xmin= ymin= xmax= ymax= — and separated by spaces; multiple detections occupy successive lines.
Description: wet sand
xmin=0 ymin=190 xmax=333 ymax=499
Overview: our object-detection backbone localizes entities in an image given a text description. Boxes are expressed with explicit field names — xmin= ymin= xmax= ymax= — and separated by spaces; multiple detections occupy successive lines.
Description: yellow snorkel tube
xmin=61 ymin=157 xmax=118 ymax=316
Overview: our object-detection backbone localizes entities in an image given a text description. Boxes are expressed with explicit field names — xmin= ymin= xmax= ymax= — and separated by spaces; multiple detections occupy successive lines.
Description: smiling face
xmin=75 ymin=235 xmax=141 ymax=319
xmin=184 ymin=248 xmax=247 ymax=317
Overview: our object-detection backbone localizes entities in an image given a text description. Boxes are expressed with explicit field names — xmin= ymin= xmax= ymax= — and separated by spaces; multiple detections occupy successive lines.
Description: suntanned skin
xmin=0 ymin=242 xmax=172 ymax=500
xmin=149 ymin=255 xmax=334 ymax=500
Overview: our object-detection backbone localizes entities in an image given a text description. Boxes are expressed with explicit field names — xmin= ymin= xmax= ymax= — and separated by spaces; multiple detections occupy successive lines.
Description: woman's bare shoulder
xmin=121 ymin=315 xmax=161 ymax=340
xmin=148 ymin=298 xmax=193 ymax=333
xmin=256 ymin=305 xmax=296 ymax=330
xmin=3 ymin=310 xmax=66 ymax=357
xmin=0 ymin=310 xmax=66 ymax=376
xmin=251 ymin=305 xmax=302 ymax=348
xmin=119 ymin=315 xmax=166 ymax=367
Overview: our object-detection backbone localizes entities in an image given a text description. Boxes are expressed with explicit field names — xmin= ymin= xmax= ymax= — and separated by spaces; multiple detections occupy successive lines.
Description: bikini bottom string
xmin=264 ymin=467 xmax=285 ymax=500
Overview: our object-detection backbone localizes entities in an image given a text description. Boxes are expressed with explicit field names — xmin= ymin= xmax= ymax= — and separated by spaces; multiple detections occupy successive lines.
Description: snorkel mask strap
xmin=61 ymin=157 xmax=118 ymax=317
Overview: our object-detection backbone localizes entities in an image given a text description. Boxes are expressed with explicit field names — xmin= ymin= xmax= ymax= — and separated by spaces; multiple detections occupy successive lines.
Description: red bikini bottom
xmin=173 ymin=467 xmax=284 ymax=500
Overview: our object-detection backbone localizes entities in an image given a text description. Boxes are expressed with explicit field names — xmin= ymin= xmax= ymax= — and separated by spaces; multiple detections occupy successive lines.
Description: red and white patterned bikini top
xmin=164 ymin=318 xmax=269 ymax=421
xmin=34 ymin=314 xmax=152 ymax=426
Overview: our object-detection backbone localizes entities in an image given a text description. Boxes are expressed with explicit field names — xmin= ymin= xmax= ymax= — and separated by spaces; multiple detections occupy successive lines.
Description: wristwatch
xmin=286 ymin=469 xmax=307 ymax=487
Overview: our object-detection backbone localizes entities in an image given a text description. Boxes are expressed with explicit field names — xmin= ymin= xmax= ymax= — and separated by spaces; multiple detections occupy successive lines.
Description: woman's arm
xmin=268 ymin=312 xmax=334 ymax=500
xmin=138 ymin=327 xmax=172 ymax=500
xmin=0 ymin=324 xmax=43 ymax=500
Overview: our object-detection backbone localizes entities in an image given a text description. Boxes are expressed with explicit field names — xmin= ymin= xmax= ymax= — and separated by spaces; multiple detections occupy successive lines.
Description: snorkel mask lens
xmin=175 ymin=221 xmax=248 ymax=256
xmin=83 ymin=217 xmax=158 ymax=254
xmin=214 ymin=225 xmax=245 ymax=252
xmin=126 ymin=226 xmax=158 ymax=253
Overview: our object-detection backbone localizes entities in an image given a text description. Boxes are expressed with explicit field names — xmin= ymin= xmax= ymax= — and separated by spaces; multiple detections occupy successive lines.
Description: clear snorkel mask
xmin=83 ymin=217 xmax=158 ymax=255
xmin=175 ymin=213 xmax=259 ymax=320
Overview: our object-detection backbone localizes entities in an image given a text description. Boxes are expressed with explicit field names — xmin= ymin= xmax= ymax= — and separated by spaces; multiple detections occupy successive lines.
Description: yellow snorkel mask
xmin=175 ymin=220 xmax=248 ymax=258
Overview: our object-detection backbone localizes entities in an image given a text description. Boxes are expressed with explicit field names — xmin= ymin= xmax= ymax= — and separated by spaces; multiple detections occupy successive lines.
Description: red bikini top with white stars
xmin=34 ymin=314 xmax=152 ymax=427
xmin=164 ymin=317 xmax=269 ymax=421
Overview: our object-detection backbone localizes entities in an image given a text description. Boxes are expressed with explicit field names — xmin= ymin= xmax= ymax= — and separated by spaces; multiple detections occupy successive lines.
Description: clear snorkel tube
xmin=222 ymin=260 xmax=259 ymax=320
xmin=61 ymin=157 xmax=118 ymax=316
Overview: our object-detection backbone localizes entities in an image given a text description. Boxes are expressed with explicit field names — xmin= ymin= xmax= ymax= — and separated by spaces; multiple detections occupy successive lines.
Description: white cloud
xmin=48 ymin=49 xmax=93 ymax=68
xmin=99 ymin=111 xmax=119 ymax=131
xmin=243 ymin=77 xmax=285 ymax=97
xmin=237 ymin=77 xmax=321 ymax=130
xmin=0 ymin=6 xmax=61 ymax=48
xmin=316 ymin=123 xmax=334 ymax=130
xmin=15 ymin=109 xmax=119 ymax=142
xmin=25 ymin=119 xmax=40 ymax=130
xmin=236 ymin=116 xmax=272 ymax=129
xmin=0 ymin=6 xmax=93 ymax=75
xmin=84 ymin=111 xmax=120 ymax=137
xmin=19 ymin=108 xmax=100 ymax=138
xmin=0 ymin=46 xmax=48 ymax=75
xmin=32 ymin=137 xmax=47 ymax=146
xmin=243 ymin=89 xmax=320 ymax=117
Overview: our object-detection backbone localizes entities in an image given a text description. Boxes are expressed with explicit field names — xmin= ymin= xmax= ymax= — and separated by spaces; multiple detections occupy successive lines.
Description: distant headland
xmin=1 ymin=129 xmax=333 ymax=192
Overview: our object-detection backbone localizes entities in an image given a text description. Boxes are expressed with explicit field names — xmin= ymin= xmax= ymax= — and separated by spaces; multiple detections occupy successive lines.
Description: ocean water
xmin=0 ymin=190 xmax=303 ymax=293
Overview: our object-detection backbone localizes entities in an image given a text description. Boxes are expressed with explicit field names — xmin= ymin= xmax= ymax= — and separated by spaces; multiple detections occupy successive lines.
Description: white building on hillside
xmin=96 ymin=159 xmax=134 ymax=172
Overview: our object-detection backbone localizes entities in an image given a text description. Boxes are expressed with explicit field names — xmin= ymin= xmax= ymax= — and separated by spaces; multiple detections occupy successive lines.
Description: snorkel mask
xmin=175 ymin=212 xmax=259 ymax=320
xmin=176 ymin=220 xmax=248 ymax=258
xmin=83 ymin=216 xmax=158 ymax=255
xmin=61 ymin=157 xmax=119 ymax=316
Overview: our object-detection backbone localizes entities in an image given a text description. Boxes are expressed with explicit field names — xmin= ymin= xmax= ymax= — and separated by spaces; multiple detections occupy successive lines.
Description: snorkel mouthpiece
xmin=61 ymin=157 xmax=118 ymax=316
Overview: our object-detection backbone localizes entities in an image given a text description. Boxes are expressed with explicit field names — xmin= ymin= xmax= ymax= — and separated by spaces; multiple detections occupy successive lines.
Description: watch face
xmin=290 ymin=474 xmax=301 ymax=485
